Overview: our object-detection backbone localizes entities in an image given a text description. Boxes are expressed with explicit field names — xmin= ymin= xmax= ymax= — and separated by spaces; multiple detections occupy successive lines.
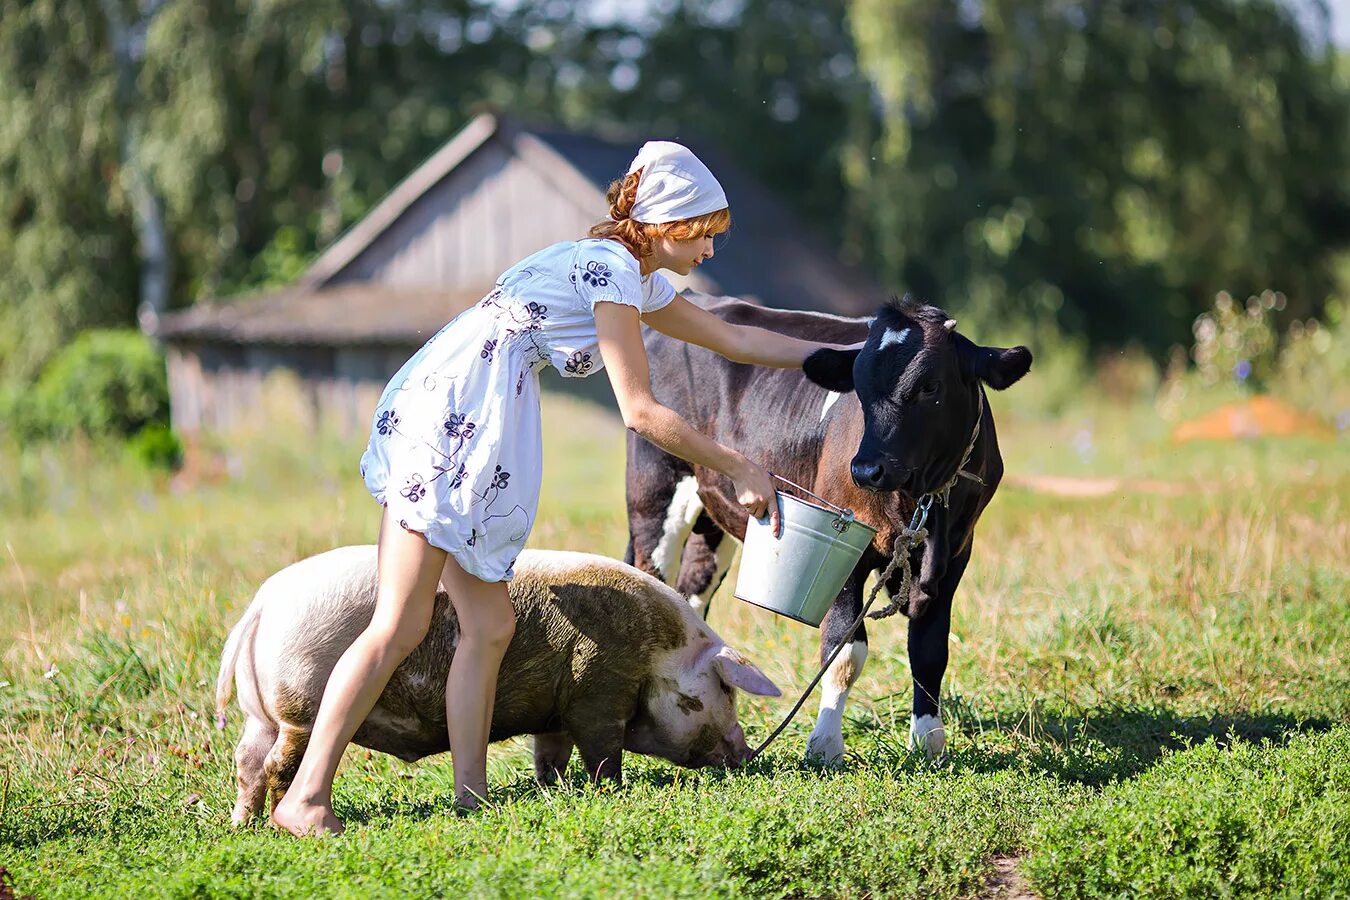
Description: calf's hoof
xmin=804 ymin=731 xmax=846 ymax=767
xmin=909 ymin=714 xmax=946 ymax=760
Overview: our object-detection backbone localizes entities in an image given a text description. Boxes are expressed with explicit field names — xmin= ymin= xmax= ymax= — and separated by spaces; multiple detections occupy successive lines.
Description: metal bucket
xmin=734 ymin=478 xmax=877 ymax=627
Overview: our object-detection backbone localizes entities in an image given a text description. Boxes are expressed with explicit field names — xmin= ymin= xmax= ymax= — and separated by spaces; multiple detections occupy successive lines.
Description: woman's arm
xmin=595 ymin=301 xmax=781 ymax=535
xmin=641 ymin=295 xmax=859 ymax=368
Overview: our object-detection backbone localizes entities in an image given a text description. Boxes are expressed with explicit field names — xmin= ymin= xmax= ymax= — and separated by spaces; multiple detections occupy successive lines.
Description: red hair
xmin=588 ymin=168 xmax=731 ymax=260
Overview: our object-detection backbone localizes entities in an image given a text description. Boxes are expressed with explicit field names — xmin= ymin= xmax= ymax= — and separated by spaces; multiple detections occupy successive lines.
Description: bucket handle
xmin=769 ymin=472 xmax=857 ymax=532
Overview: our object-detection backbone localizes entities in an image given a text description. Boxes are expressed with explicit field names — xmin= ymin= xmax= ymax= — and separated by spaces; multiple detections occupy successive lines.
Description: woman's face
xmin=651 ymin=231 xmax=719 ymax=276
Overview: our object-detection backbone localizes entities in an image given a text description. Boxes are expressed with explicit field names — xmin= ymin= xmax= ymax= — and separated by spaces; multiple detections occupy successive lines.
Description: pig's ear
xmin=714 ymin=646 xmax=782 ymax=697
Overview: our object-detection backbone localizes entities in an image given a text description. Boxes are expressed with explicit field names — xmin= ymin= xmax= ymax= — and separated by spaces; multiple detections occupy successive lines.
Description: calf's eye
xmin=920 ymin=381 xmax=940 ymax=398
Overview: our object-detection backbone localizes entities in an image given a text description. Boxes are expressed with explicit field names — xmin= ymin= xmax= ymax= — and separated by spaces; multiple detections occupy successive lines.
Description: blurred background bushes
xmin=0 ymin=329 xmax=179 ymax=470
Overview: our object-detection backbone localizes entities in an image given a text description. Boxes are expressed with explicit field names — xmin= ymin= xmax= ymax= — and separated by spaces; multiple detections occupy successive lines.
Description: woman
xmin=272 ymin=140 xmax=854 ymax=835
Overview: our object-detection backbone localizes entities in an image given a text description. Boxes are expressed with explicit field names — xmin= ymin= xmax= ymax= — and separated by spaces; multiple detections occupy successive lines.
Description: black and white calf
xmin=625 ymin=293 xmax=1031 ymax=761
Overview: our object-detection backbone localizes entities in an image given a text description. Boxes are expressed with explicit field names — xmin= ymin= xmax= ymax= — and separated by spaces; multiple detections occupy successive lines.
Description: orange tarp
xmin=1171 ymin=395 xmax=1334 ymax=443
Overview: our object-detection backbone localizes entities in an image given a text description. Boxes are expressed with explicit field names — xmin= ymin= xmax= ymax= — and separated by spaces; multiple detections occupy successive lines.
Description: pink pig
xmin=217 ymin=546 xmax=780 ymax=826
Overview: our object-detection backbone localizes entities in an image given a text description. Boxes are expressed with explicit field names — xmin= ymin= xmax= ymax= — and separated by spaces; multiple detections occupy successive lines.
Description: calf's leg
xmin=805 ymin=568 xmax=868 ymax=765
xmin=907 ymin=549 xmax=970 ymax=759
xmin=675 ymin=516 xmax=736 ymax=618
xmin=625 ymin=436 xmax=692 ymax=582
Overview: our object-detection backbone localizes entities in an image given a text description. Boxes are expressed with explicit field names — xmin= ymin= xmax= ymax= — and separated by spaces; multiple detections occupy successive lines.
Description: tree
xmin=0 ymin=1 xmax=138 ymax=382
xmin=845 ymin=0 xmax=1350 ymax=350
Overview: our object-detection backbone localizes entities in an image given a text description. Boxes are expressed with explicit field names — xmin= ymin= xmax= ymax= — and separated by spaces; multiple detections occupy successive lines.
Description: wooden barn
xmin=155 ymin=113 xmax=886 ymax=435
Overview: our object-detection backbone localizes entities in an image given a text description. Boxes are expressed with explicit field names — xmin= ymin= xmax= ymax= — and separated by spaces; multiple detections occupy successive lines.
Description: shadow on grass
xmin=841 ymin=702 xmax=1336 ymax=785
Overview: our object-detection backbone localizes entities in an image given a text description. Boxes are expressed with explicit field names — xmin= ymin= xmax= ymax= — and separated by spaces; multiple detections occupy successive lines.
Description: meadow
xmin=1 ymin=387 xmax=1347 ymax=899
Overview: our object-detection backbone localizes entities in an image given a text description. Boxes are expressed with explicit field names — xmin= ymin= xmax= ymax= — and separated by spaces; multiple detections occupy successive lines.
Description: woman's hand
xmin=731 ymin=456 xmax=781 ymax=537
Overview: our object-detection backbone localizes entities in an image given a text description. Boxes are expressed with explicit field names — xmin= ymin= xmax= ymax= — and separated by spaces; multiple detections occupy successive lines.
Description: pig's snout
xmin=725 ymin=722 xmax=751 ymax=766
xmin=690 ymin=723 xmax=752 ymax=769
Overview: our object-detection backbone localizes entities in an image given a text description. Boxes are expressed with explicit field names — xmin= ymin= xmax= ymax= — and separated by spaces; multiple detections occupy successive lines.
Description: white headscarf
xmin=625 ymin=141 xmax=728 ymax=225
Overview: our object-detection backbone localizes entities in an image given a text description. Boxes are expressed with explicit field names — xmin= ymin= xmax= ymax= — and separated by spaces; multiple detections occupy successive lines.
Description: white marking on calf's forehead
xmin=877 ymin=326 xmax=915 ymax=351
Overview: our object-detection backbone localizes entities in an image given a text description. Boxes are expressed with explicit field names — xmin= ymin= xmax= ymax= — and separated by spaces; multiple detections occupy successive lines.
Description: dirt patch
xmin=980 ymin=854 xmax=1039 ymax=900
xmin=1006 ymin=474 xmax=1187 ymax=497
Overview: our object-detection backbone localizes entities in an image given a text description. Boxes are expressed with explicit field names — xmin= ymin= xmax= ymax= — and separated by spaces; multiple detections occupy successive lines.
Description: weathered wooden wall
xmin=167 ymin=342 xmax=408 ymax=436
xmin=167 ymin=340 xmax=615 ymax=436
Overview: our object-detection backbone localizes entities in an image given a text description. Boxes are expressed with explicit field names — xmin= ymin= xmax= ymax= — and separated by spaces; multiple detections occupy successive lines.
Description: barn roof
xmin=156 ymin=283 xmax=482 ymax=346
xmin=158 ymin=114 xmax=883 ymax=345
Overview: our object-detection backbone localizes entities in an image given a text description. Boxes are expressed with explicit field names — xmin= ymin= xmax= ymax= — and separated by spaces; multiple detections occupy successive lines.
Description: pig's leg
xmin=805 ymin=566 xmax=868 ymax=765
xmin=264 ymin=723 xmax=310 ymax=811
xmin=231 ymin=716 xmax=276 ymax=827
xmin=532 ymin=732 xmax=574 ymax=785
xmin=675 ymin=516 xmax=736 ymax=619
xmin=566 ymin=707 xmax=626 ymax=783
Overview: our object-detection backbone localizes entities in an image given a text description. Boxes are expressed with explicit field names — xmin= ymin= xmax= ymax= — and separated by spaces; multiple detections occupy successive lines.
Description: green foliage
xmin=6 ymin=0 xmax=1347 ymax=382
xmin=1274 ymin=296 xmax=1350 ymax=422
xmin=0 ymin=0 xmax=138 ymax=382
xmin=1190 ymin=290 xmax=1282 ymax=392
xmin=1157 ymin=289 xmax=1350 ymax=423
xmin=845 ymin=0 xmax=1350 ymax=350
xmin=27 ymin=329 xmax=169 ymax=440
xmin=126 ymin=422 xmax=184 ymax=472
xmin=1026 ymin=729 xmax=1350 ymax=897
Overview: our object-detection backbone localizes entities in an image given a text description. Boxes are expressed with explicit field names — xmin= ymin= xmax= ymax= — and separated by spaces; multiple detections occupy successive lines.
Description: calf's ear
xmin=954 ymin=334 xmax=1033 ymax=390
xmin=714 ymin=646 xmax=782 ymax=697
xmin=803 ymin=348 xmax=860 ymax=393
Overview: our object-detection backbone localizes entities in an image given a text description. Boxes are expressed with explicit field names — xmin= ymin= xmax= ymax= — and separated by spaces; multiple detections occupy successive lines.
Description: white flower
xmin=44 ymin=663 xmax=59 ymax=679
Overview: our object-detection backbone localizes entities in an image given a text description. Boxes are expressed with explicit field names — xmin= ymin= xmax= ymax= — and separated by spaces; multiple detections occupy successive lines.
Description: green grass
xmin=1027 ymin=728 xmax=1350 ymax=898
xmin=1 ymin=390 xmax=1347 ymax=898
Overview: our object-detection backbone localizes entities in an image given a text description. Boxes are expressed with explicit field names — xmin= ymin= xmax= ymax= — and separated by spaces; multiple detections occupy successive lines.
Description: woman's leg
xmin=438 ymin=554 xmax=516 ymax=808
xmin=271 ymin=511 xmax=447 ymax=836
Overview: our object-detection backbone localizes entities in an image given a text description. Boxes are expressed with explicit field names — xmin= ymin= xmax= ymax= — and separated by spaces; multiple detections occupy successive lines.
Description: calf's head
xmin=626 ymin=641 xmax=780 ymax=768
xmin=804 ymin=296 xmax=1032 ymax=494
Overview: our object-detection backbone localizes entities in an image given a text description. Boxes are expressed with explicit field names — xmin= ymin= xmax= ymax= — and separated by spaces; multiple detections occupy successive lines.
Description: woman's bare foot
xmin=271 ymin=797 xmax=345 ymax=836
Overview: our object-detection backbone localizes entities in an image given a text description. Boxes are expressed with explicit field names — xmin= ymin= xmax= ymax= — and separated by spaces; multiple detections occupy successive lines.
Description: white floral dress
xmin=360 ymin=239 xmax=676 ymax=582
